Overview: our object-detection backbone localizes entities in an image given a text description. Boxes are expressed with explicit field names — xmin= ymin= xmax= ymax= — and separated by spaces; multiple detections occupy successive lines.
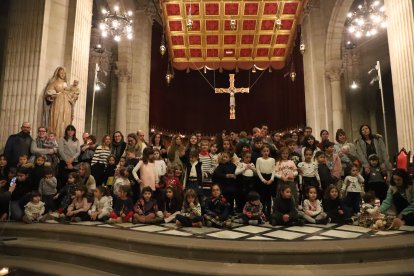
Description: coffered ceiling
xmin=161 ymin=0 xmax=307 ymax=70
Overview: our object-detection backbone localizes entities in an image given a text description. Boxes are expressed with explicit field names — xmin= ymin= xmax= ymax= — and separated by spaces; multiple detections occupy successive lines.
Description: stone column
xmin=0 ymin=0 xmax=92 ymax=146
xmin=326 ymin=60 xmax=344 ymax=133
xmin=302 ymin=0 xmax=335 ymax=135
xmin=127 ymin=8 xmax=153 ymax=137
xmin=63 ymin=0 xmax=93 ymax=135
xmin=384 ymin=0 xmax=414 ymax=151
xmin=115 ymin=67 xmax=130 ymax=136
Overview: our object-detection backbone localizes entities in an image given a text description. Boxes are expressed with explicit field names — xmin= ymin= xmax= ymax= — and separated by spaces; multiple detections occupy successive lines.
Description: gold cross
xmin=214 ymin=74 xmax=249 ymax=119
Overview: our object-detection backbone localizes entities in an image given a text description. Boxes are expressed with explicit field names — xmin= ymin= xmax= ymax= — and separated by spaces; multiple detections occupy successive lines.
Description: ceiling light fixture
xmin=346 ymin=0 xmax=387 ymax=39
xmin=100 ymin=5 xmax=133 ymax=42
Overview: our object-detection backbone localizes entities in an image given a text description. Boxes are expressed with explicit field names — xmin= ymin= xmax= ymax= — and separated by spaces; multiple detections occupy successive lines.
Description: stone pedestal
xmin=384 ymin=0 xmax=414 ymax=151
xmin=0 ymin=0 xmax=92 ymax=145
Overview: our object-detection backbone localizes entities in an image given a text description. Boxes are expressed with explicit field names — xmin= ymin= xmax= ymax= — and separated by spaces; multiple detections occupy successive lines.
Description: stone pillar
xmin=0 ymin=0 xmax=92 ymax=146
xmin=63 ymin=0 xmax=93 ymax=135
xmin=115 ymin=67 xmax=130 ymax=136
xmin=0 ymin=0 xmax=46 ymax=146
xmin=127 ymin=9 xmax=153 ymax=137
xmin=326 ymin=60 xmax=344 ymax=132
xmin=302 ymin=0 xmax=334 ymax=135
xmin=384 ymin=0 xmax=414 ymax=151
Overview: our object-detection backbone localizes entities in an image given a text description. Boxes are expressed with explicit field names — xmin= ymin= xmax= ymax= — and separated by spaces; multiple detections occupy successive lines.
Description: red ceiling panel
xmin=244 ymin=3 xmax=259 ymax=15
xmin=206 ymin=20 xmax=219 ymax=31
xmin=259 ymin=35 xmax=272 ymax=44
xmin=276 ymin=34 xmax=290 ymax=44
xmin=283 ymin=2 xmax=299 ymax=14
xmin=169 ymin=21 xmax=182 ymax=31
xmin=257 ymin=48 xmax=270 ymax=57
xmin=261 ymin=20 xmax=275 ymax=30
xmin=224 ymin=3 xmax=239 ymax=15
xmin=224 ymin=35 xmax=237 ymax=44
xmin=189 ymin=35 xmax=201 ymax=45
xmin=273 ymin=48 xmax=286 ymax=57
xmin=162 ymin=0 xmax=306 ymax=70
xmin=241 ymin=35 xmax=254 ymax=44
xmin=206 ymin=35 xmax=219 ymax=45
xmin=243 ymin=20 xmax=256 ymax=30
xmin=171 ymin=36 xmax=184 ymax=45
xmin=205 ymin=3 xmax=219 ymax=15
xmin=166 ymin=4 xmax=180 ymax=16
xmin=263 ymin=3 xmax=278 ymax=15
xmin=240 ymin=48 xmax=253 ymax=57
xmin=207 ymin=49 xmax=219 ymax=57
xmin=185 ymin=3 xmax=200 ymax=16
xmin=190 ymin=49 xmax=202 ymax=57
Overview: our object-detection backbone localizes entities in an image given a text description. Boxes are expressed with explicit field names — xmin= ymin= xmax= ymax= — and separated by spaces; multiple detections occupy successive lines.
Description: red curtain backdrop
xmin=149 ymin=24 xmax=306 ymax=134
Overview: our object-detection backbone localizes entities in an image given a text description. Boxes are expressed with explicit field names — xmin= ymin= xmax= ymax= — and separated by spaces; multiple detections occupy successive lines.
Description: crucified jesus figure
xmin=214 ymin=74 xmax=250 ymax=119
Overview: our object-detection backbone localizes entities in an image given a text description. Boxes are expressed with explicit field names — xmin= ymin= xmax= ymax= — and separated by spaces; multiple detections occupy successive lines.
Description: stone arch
xmin=325 ymin=0 xmax=354 ymax=62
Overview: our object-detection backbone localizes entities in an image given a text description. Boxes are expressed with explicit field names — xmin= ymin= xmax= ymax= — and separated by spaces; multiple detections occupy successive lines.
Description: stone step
xmin=2 ymin=238 xmax=414 ymax=276
xmin=2 ymin=223 xmax=414 ymax=265
xmin=0 ymin=255 xmax=115 ymax=276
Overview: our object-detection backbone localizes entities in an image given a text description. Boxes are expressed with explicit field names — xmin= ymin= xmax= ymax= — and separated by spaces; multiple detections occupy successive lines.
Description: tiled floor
xmin=42 ymin=219 xmax=414 ymax=241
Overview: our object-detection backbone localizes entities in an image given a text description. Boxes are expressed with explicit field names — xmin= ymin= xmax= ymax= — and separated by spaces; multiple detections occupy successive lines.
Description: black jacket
xmin=185 ymin=161 xmax=203 ymax=187
xmin=4 ymin=132 xmax=33 ymax=167
xmin=213 ymin=162 xmax=237 ymax=189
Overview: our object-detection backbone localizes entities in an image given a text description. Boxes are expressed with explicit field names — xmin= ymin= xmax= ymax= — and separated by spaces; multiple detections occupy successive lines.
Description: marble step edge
xmin=2 ymin=238 xmax=414 ymax=276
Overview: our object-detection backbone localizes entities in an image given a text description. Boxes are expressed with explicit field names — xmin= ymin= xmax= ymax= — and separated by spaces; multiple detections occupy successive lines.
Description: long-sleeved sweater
xmin=24 ymin=201 xmax=45 ymax=219
xmin=235 ymin=162 xmax=256 ymax=177
xmin=58 ymin=138 xmax=80 ymax=162
xmin=380 ymin=185 xmax=414 ymax=216
xmin=275 ymin=160 xmax=298 ymax=180
xmin=38 ymin=177 xmax=57 ymax=196
xmin=67 ymin=197 xmax=91 ymax=214
xmin=256 ymin=157 xmax=275 ymax=182
xmin=132 ymin=161 xmax=157 ymax=191
xmin=342 ymin=174 xmax=364 ymax=193
xmin=88 ymin=196 xmax=113 ymax=219
xmin=297 ymin=161 xmax=320 ymax=180
xmin=181 ymin=202 xmax=202 ymax=219
xmin=91 ymin=145 xmax=111 ymax=166
xmin=302 ymin=199 xmax=323 ymax=217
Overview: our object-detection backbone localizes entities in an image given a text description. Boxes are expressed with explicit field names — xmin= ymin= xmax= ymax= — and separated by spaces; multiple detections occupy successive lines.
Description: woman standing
xmin=151 ymin=133 xmax=167 ymax=160
xmin=58 ymin=125 xmax=80 ymax=188
xmin=111 ymin=131 xmax=126 ymax=164
xmin=122 ymin=133 xmax=142 ymax=159
xmin=91 ymin=135 xmax=112 ymax=186
xmin=334 ymin=129 xmax=358 ymax=176
xmin=355 ymin=124 xmax=391 ymax=174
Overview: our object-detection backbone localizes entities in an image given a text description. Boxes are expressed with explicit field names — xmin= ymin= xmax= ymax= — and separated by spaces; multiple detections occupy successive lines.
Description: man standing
xmin=4 ymin=122 xmax=33 ymax=168
xmin=31 ymin=126 xmax=56 ymax=159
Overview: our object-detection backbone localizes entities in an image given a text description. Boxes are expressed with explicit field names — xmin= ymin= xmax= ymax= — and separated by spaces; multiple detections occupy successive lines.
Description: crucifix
xmin=214 ymin=74 xmax=249 ymax=119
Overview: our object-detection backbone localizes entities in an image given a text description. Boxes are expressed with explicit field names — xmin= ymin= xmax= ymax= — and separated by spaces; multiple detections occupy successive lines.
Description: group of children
xmin=0 ymin=128 xmax=397 ymax=231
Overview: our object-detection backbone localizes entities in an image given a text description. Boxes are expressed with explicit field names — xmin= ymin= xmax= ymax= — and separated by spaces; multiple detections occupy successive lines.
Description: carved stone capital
xmin=325 ymin=60 xmax=344 ymax=82
xmin=135 ymin=0 xmax=160 ymax=25
xmin=115 ymin=62 xmax=131 ymax=82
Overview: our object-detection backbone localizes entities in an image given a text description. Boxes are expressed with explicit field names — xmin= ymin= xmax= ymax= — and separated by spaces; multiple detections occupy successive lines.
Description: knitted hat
xmin=368 ymin=154 xmax=379 ymax=161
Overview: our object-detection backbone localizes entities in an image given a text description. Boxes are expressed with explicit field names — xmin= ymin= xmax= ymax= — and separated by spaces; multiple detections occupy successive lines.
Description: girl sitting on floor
xmin=271 ymin=184 xmax=304 ymax=226
xmin=159 ymin=186 xmax=182 ymax=223
xmin=301 ymin=186 xmax=329 ymax=224
xmin=65 ymin=185 xmax=91 ymax=222
xmin=323 ymin=184 xmax=352 ymax=224
xmin=204 ymin=184 xmax=232 ymax=228
xmin=89 ymin=186 xmax=113 ymax=222
xmin=176 ymin=189 xmax=203 ymax=227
